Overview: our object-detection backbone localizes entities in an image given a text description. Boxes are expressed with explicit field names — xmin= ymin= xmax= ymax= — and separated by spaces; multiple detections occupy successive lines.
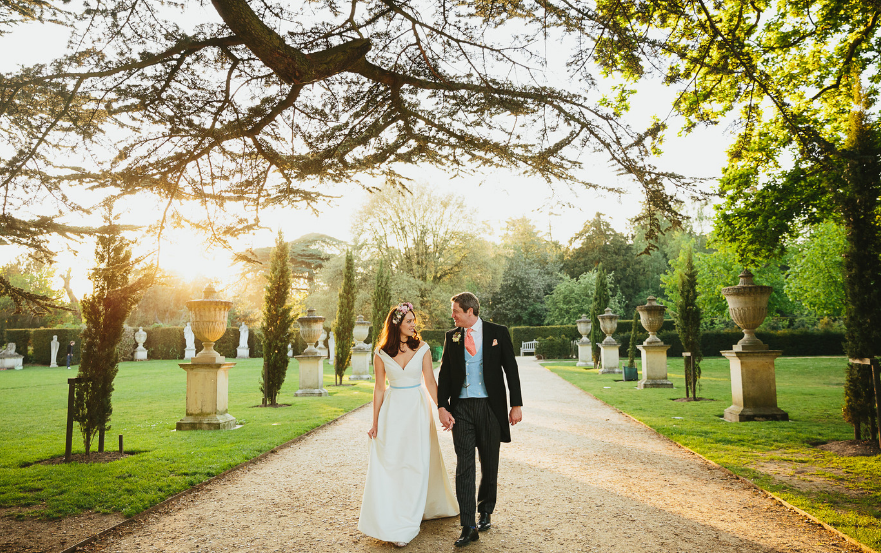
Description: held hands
xmin=367 ymin=424 xmax=378 ymax=439
xmin=509 ymin=406 xmax=523 ymax=426
xmin=438 ymin=407 xmax=455 ymax=431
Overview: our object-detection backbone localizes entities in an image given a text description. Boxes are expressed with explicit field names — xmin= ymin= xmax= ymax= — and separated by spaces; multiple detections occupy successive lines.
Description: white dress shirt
xmin=465 ymin=317 xmax=483 ymax=353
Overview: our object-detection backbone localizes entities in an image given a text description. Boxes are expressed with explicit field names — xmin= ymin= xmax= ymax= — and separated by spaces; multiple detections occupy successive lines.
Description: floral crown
xmin=392 ymin=302 xmax=414 ymax=325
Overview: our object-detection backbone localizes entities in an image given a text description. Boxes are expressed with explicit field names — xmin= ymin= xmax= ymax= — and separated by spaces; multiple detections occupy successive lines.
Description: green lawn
xmin=0 ymin=359 xmax=373 ymax=518
xmin=544 ymin=357 xmax=881 ymax=550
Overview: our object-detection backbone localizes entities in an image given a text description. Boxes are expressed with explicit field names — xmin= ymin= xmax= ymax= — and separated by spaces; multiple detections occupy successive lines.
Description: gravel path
xmin=82 ymin=357 xmax=861 ymax=552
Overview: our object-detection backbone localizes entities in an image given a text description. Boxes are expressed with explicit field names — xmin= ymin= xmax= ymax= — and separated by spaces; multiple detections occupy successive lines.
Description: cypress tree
xmin=673 ymin=247 xmax=702 ymax=399
xmin=261 ymin=231 xmax=294 ymax=405
xmin=627 ymin=309 xmax=639 ymax=367
xmin=75 ymin=221 xmax=151 ymax=455
xmin=371 ymin=259 xmax=391 ymax=354
xmin=590 ymin=264 xmax=609 ymax=369
xmin=333 ymin=250 xmax=356 ymax=385
xmin=841 ymin=86 xmax=881 ymax=441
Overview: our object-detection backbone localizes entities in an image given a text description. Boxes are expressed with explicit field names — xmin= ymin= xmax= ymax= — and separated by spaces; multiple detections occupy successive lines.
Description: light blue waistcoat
xmin=459 ymin=342 xmax=489 ymax=398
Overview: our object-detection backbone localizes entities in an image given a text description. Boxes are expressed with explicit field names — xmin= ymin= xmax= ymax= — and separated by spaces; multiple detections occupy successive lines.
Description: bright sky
xmin=1 ymin=6 xmax=732 ymax=298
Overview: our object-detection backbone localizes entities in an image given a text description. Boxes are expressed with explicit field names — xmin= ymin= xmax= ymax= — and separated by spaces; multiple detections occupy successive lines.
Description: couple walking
xmin=358 ymin=292 xmax=523 ymax=547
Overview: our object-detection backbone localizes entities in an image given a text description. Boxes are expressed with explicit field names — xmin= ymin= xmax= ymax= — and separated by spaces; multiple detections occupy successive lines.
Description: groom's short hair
xmin=451 ymin=292 xmax=480 ymax=316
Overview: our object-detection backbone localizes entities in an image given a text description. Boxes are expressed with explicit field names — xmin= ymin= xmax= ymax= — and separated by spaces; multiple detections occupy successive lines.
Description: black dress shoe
xmin=478 ymin=512 xmax=491 ymax=532
xmin=454 ymin=526 xmax=479 ymax=547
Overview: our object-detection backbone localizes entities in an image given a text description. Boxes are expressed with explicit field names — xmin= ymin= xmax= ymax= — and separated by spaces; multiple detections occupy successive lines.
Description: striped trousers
xmin=451 ymin=398 xmax=501 ymax=527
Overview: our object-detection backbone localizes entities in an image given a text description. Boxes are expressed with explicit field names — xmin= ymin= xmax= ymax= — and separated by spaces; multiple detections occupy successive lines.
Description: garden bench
xmin=520 ymin=340 xmax=538 ymax=356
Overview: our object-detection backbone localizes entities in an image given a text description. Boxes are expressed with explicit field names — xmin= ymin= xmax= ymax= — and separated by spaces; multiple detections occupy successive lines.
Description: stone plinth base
xmin=134 ymin=347 xmax=147 ymax=361
xmin=576 ymin=342 xmax=593 ymax=368
xmin=0 ymin=355 xmax=23 ymax=370
xmin=637 ymin=343 xmax=672 ymax=388
xmin=176 ymin=362 xmax=236 ymax=431
xmin=295 ymin=354 xmax=328 ymax=397
xmin=184 ymin=347 xmax=196 ymax=360
xmin=722 ymin=349 xmax=788 ymax=422
xmin=236 ymin=346 xmax=250 ymax=359
xmin=599 ymin=343 xmax=621 ymax=374
xmin=349 ymin=348 xmax=372 ymax=381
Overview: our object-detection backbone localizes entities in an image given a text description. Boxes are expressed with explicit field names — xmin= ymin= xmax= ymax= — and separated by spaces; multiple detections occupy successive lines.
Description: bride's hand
xmin=367 ymin=425 xmax=378 ymax=439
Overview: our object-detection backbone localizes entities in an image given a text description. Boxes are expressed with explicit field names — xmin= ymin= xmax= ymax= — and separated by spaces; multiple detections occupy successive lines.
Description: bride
xmin=358 ymin=302 xmax=458 ymax=547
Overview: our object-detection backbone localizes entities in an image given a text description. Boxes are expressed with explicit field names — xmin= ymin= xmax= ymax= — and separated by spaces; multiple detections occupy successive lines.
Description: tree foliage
xmin=0 ymin=0 xmax=696 ymax=312
xmin=589 ymin=264 xmax=609 ymax=367
xmin=332 ymin=250 xmax=356 ymax=385
xmin=261 ymin=231 xmax=294 ymax=404
xmin=74 ymin=221 xmax=152 ymax=454
xmin=544 ymin=270 xmax=625 ymax=326
xmin=371 ymin=258 xmax=391 ymax=353
xmin=672 ymin=247 xmax=702 ymax=399
xmin=784 ymin=222 xmax=847 ymax=318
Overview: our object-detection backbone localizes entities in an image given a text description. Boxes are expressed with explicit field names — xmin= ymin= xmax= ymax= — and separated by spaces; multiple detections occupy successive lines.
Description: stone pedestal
xmin=722 ymin=350 xmax=788 ymax=422
xmin=295 ymin=354 xmax=328 ymax=396
xmin=637 ymin=343 xmax=672 ymax=388
xmin=184 ymin=347 xmax=196 ymax=360
xmin=599 ymin=343 xmax=621 ymax=374
xmin=176 ymin=362 xmax=237 ymax=430
xmin=236 ymin=346 xmax=249 ymax=359
xmin=576 ymin=340 xmax=593 ymax=368
xmin=350 ymin=348 xmax=372 ymax=381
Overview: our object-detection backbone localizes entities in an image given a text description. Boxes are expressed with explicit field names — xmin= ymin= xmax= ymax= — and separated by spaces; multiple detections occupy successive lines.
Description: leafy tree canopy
xmin=1 ymin=0 xmax=695 ymax=287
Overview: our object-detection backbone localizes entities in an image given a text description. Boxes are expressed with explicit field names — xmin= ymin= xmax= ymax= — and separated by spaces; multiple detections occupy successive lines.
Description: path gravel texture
xmin=82 ymin=357 xmax=861 ymax=553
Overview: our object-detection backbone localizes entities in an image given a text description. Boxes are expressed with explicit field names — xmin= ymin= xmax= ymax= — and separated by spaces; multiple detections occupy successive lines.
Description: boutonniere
xmin=492 ymin=339 xmax=498 ymax=346
xmin=452 ymin=331 xmax=461 ymax=343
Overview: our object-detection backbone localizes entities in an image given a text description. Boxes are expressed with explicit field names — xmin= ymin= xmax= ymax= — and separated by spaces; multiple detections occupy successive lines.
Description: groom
xmin=437 ymin=292 xmax=523 ymax=548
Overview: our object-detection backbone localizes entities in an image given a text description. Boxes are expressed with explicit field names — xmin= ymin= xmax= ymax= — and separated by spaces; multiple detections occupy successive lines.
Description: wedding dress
xmin=358 ymin=343 xmax=459 ymax=544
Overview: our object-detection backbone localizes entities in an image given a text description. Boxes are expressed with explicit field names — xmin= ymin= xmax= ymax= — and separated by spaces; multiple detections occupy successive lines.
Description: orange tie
xmin=465 ymin=328 xmax=477 ymax=356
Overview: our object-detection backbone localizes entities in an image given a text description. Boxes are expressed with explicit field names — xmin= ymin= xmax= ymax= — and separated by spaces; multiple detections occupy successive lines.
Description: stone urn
xmin=134 ymin=326 xmax=148 ymax=361
xmin=636 ymin=297 xmax=666 ymax=345
xmin=722 ymin=270 xmax=772 ymax=351
xmin=177 ymin=284 xmax=236 ymax=431
xmin=353 ymin=315 xmax=371 ymax=351
xmin=598 ymin=308 xmax=619 ymax=345
xmin=298 ymin=308 xmax=325 ymax=356
xmin=186 ymin=283 xmax=233 ymax=363
xmin=576 ymin=314 xmax=592 ymax=343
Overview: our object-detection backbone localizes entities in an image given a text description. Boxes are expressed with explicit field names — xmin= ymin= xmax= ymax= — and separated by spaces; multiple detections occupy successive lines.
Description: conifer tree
xmin=332 ymin=250 xmax=356 ymax=385
xmin=673 ymin=247 xmax=702 ymax=399
xmin=627 ymin=310 xmax=639 ymax=368
xmin=590 ymin=264 xmax=609 ymax=369
xmin=371 ymin=259 xmax=391 ymax=354
xmin=841 ymin=89 xmax=881 ymax=441
xmin=75 ymin=220 xmax=151 ymax=455
xmin=261 ymin=231 xmax=294 ymax=405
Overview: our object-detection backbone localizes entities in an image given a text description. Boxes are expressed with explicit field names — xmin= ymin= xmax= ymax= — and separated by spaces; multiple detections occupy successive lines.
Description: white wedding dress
xmin=358 ymin=343 xmax=459 ymax=543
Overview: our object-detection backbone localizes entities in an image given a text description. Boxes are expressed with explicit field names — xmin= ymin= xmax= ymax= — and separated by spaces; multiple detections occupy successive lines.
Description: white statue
xmin=184 ymin=323 xmax=196 ymax=360
xmin=134 ymin=326 xmax=148 ymax=361
xmin=287 ymin=343 xmax=293 ymax=358
xmin=6 ymin=343 xmax=14 ymax=354
xmin=50 ymin=335 xmax=59 ymax=367
xmin=236 ymin=322 xmax=250 ymax=359
xmin=0 ymin=342 xmax=24 ymax=370
xmin=317 ymin=329 xmax=328 ymax=359
xmin=238 ymin=323 xmax=249 ymax=348
xmin=328 ymin=331 xmax=335 ymax=365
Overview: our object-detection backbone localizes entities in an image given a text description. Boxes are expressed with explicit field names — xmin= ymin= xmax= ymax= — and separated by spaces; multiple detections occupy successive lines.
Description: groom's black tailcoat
xmin=437 ymin=320 xmax=522 ymax=442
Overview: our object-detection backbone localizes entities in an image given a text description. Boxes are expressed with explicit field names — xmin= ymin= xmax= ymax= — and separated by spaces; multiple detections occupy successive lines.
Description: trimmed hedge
xmin=526 ymin=328 xmax=845 ymax=360
xmin=6 ymin=329 xmax=33 ymax=364
xmin=32 ymin=328 xmax=83 ymax=365
xmin=143 ymin=327 xmax=185 ymax=360
xmin=510 ymin=320 xmax=677 ymax=348
xmin=511 ymin=325 xmax=581 ymax=345
xmin=420 ymin=329 xmax=447 ymax=347
xmin=535 ymin=336 xmax=575 ymax=360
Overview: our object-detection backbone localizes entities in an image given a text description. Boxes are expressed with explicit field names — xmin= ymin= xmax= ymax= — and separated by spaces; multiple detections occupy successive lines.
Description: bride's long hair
xmin=376 ymin=303 xmax=421 ymax=358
